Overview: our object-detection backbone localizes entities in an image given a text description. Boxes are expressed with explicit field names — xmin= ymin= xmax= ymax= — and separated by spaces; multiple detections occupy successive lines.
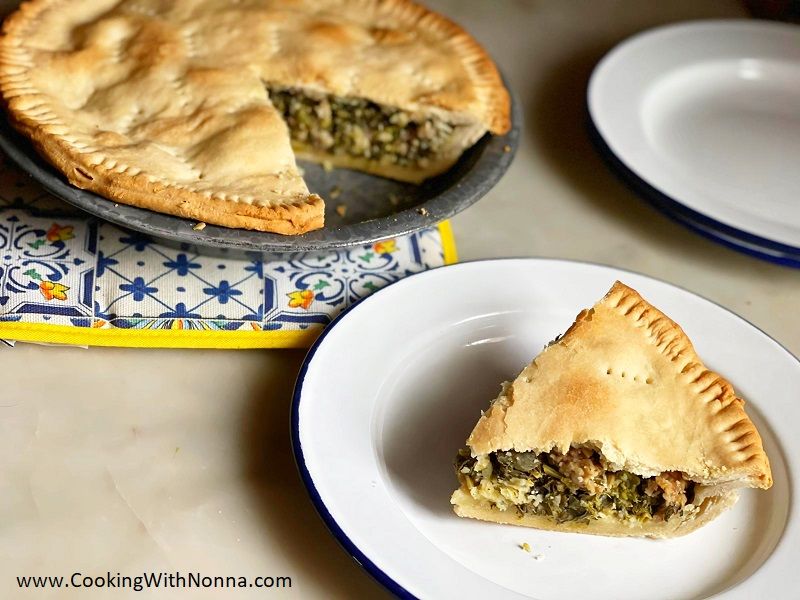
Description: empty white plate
xmin=292 ymin=259 xmax=798 ymax=599
xmin=589 ymin=21 xmax=800 ymax=254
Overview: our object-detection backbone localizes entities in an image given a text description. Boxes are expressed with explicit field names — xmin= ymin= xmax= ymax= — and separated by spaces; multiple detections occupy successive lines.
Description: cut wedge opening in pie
xmin=451 ymin=282 xmax=772 ymax=538
xmin=0 ymin=0 xmax=510 ymax=234
xmin=267 ymin=85 xmax=486 ymax=183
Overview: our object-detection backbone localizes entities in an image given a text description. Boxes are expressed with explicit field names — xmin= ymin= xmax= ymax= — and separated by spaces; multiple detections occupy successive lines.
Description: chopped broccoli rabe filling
xmin=267 ymin=85 xmax=455 ymax=166
xmin=455 ymin=446 xmax=695 ymax=524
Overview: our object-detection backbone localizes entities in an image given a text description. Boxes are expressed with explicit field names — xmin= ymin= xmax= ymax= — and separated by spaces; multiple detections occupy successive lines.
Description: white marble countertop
xmin=2 ymin=1 xmax=798 ymax=598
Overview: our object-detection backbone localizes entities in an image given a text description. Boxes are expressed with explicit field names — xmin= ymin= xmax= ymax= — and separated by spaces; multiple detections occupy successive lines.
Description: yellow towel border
xmin=0 ymin=221 xmax=458 ymax=349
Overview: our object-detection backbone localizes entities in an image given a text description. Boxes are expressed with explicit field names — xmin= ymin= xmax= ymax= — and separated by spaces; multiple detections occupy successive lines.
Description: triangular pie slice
xmin=0 ymin=0 xmax=510 ymax=234
xmin=451 ymin=281 xmax=772 ymax=538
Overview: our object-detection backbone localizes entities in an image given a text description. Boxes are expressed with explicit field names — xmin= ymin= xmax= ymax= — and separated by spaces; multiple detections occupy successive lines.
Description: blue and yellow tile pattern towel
xmin=0 ymin=155 xmax=456 ymax=348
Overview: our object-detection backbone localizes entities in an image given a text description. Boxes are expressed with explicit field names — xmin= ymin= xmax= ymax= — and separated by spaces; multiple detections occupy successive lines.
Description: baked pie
xmin=0 ymin=0 xmax=509 ymax=234
xmin=451 ymin=282 xmax=772 ymax=538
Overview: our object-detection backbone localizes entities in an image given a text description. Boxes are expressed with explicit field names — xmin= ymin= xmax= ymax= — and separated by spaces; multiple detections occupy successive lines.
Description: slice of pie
xmin=451 ymin=281 xmax=772 ymax=538
xmin=0 ymin=0 xmax=510 ymax=234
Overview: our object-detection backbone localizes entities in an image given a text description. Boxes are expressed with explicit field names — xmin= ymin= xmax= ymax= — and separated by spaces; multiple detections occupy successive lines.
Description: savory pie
xmin=0 ymin=0 xmax=510 ymax=234
xmin=451 ymin=282 xmax=772 ymax=538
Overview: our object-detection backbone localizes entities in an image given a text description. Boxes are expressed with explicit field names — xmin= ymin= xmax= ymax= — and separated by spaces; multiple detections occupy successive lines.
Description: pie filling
xmin=267 ymin=85 xmax=457 ymax=167
xmin=455 ymin=446 xmax=697 ymax=524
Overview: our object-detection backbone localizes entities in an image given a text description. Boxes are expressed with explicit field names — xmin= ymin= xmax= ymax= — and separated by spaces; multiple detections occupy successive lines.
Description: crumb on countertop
xmin=192 ymin=222 xmax=206 ymax=231
xmin=335 ymin=204 xmax=347 ymax=217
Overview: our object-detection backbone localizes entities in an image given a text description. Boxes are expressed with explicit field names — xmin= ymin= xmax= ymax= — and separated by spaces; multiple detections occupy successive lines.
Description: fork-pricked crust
xmin=467 ymin=281 xmax=772 ymax=490
xmin=0 ymin=0 xmax=510 ymax=233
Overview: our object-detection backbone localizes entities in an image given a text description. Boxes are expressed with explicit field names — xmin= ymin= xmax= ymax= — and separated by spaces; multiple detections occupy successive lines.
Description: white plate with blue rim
xmin=588 ymin=20 xmax=800 ymax=267
xmin=291 ymin=259 xmax=798 ymax=599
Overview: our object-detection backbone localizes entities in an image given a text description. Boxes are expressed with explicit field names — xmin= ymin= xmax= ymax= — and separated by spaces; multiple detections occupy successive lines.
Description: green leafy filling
xmin=455 ymin=448 xmax=694 ymax=524
xmin=267 ymin=85 xmax=455 ymax=166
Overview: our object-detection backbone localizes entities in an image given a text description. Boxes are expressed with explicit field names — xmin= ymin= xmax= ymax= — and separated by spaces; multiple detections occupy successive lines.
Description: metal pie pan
xmin=0 ymin=86 xmax=520 ymax=258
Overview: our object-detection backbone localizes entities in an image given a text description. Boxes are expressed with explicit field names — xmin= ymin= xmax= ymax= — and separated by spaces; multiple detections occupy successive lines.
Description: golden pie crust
xmin=452 ymin=281 xmax=772 ymax=537
xmin=0 ymin=0 xmax=510 ymax=234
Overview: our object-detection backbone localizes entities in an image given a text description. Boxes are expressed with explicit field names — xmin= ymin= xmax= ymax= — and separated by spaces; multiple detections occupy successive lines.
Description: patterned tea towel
xmin=0 ymin=156 xmax=456 ymax=349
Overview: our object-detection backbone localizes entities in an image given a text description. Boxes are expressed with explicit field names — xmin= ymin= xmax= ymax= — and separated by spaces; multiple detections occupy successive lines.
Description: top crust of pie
xmin=0 ymin=0 xmax=510 ymax=233
xmin=467 ymin=282 xmax=772 ymax=490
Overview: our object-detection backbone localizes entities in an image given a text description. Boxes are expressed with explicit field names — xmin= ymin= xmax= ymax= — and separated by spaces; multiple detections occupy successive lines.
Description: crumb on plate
xmin=520 ymin=542 xmax=531 ymax=553
xmin=336 ymin=204 xmax=347 ymax=217
xmin=192 ymin=222 xmax=206 ymax=231
xmin=417 ymin=207 xmax=430 ymax=217
xmin=330 ymin=186 xmax=342 ymax=199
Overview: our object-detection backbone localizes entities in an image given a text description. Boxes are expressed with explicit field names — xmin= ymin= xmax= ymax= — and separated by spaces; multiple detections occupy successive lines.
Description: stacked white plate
xmin=588 ymin=20 xmax=800 ymax=267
